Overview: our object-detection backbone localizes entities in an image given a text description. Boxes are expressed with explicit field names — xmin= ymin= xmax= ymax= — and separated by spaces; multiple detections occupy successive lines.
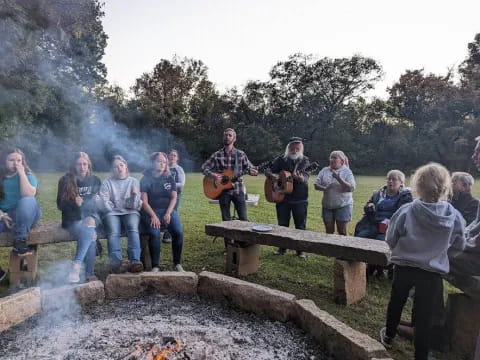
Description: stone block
xmin=105 ymin=272 xmax=198 ymax=299
xmin=41 ymin=281 xmax=105 ymax=312
xmin=294 ymin=299 xmax=388 ymax=360
xmin=197 ymin=271 xmax=296 ymax=322
xmin=226 ymin=243 xmax=260 ymax=276
xmin=0 ymin=287 xmax=41 ymax=332
xmin=333 ymin=259 xmax=366 ymax=305
xmin=446 ymin=293 xmax=480 ymax=359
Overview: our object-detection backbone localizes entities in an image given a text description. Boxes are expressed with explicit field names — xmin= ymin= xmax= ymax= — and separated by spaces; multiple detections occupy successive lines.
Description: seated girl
xmin=0 ymin=148 xmax=41 ymax=256
xmin=141 ymin=152 xmax=184 ymax=272
xmin=56 ymin=152 xmax=102 ymax=283
xmin=354 ymin=169 xmax=412 ymax=277
xmin=100 ymin=155 xmax=143 ymax=273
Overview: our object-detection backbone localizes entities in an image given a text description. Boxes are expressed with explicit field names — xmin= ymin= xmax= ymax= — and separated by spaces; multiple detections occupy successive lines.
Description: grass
xmin=2 ymin=172 xmax=478 ymax=360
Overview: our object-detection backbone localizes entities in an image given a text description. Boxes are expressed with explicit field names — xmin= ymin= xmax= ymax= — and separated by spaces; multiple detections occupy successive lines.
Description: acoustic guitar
xmin=203 ymin=162 xmax=270 ymax=200
xmin=264 ymin=162 xmax=319 ymax=203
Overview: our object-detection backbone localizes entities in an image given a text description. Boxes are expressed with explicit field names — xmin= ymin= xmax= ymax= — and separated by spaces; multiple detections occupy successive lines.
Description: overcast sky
xmin=102 ymin=0 xmax=480 ymax=98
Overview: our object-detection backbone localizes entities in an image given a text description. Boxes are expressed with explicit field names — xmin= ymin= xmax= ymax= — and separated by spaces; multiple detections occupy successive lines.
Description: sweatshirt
xmin=100 ymin=176 xmax=142 ymax=216
xmin=386 ymin=199 xmax=466 ymax=274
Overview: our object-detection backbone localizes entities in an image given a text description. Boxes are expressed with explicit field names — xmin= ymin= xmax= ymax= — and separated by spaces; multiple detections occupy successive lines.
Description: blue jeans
xmin=146 ymin=209 xmax=183 ymax=266
xmin=104 ymin=213 xmax=141 ymax=265
xmin=68 ymin=218 xmax=98 ymax=276
xmin=0 ymin=197 xmax=41 ymax=239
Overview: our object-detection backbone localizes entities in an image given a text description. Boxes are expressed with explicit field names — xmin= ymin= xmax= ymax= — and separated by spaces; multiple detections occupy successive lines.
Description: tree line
xmin=1 ymin=0 xmax=480 ymax=173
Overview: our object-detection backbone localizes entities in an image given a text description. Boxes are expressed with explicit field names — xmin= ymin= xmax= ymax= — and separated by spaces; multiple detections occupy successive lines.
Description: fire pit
xmin=0 ymin=271 xmax=389 ymax=360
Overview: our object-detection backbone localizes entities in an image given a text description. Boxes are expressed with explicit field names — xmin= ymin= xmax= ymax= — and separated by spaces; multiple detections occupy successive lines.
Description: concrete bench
xmin=205 ymin=220 xmax=391 ymax=305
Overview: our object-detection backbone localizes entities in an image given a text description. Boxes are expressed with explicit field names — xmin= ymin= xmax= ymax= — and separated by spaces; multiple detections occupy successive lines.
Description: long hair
xmin=60 ymin=152 xmax=93 ymax=202
xmin=411 ymin=163 xmax=452 ymax=202
xmin=150 ymin=152 xmax=170 ymax=176
xmin=0 ymin=148 xmax=32 ymax=201
xmin=283 ymin=142 xmax=304 ymax=160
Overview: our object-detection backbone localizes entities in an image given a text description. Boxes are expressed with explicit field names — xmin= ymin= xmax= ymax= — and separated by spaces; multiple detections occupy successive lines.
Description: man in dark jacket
xmin=451 ymin=171 xmax=479 ymax=225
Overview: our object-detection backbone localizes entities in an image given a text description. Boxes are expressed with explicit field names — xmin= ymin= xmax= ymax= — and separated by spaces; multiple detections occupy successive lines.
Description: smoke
xmin=0 ymin=1 xmax=195 ymax=172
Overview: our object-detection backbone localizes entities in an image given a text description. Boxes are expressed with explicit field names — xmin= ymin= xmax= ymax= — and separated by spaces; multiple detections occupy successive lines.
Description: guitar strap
xmin=234 ymin=149 xmax=240 ymax=176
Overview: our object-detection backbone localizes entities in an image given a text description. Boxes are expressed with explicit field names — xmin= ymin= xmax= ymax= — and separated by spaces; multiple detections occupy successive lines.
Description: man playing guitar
xmin=202 ymin=128 xmax=258 ymax=229
xmin=266 ymin=137 xmax=310 ymax=259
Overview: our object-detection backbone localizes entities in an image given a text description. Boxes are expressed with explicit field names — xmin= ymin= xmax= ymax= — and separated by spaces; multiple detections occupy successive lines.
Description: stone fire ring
xmin=0 ymin=271 xmax=391 ymax=360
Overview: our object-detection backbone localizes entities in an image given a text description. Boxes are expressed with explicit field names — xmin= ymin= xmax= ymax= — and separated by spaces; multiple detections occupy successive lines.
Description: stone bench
xmin=205 ymin=220 xmax=391 ymax=305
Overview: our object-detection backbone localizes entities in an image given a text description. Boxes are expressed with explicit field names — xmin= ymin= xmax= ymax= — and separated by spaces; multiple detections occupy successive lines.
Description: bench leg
xmin=226 ymin=242 xmax=260 ymax=276
xmin=140 ymin=234 xmax=152 ymax=271
xmin=445 ymin=293 xmax=480 ymax=359
xmin=8 ymin=246 xmax=38 ymax=288
xmin=333 ymin=259 xmax=366 ymax=306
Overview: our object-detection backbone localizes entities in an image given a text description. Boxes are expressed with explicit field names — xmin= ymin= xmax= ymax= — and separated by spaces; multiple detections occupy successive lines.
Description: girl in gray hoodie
xmin=380 ymin=163 xmax=466 ymax=360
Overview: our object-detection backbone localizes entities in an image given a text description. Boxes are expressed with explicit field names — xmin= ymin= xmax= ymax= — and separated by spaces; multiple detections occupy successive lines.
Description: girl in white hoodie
xmin=380 ymin=163 xmax=466 ymax=360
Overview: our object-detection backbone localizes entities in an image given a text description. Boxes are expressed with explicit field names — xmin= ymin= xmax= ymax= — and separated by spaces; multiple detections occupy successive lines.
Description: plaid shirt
xmin=202 ymin=147 xmax=253 ymax=195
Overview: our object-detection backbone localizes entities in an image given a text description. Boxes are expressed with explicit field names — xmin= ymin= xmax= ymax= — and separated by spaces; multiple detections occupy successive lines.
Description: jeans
xmin=219 ymin=191 xmax=247 ymax=221
xmin=0 ymin=197 xmax=42 ymax=240
xmin=104 ymin=213 xmax=141 ymax=265
xmin=163 ymin=193 xmax=182 ymax=239
xmin=386 ymin=265 xmax=443 ymax=360
xmin=68 ymin=218 xmax=97 ymax=276
xmin=146 ymin=209 xmax=183 ymax=266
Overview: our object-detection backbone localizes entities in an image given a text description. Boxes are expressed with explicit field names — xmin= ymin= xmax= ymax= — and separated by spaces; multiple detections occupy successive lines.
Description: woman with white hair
xmin=315 ymin=150 xmax=355 ymax=235
xmin=451 ymin=171 xmax=479 ymax=225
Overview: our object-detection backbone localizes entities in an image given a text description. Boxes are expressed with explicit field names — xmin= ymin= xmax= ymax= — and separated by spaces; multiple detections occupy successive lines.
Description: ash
xmin=0 ymin=294 xmax=332 ymax=360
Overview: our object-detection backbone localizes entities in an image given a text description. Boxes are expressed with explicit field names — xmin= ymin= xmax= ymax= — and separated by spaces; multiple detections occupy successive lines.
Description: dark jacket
xmin=451 ymin=191 xmax=479 ymax=226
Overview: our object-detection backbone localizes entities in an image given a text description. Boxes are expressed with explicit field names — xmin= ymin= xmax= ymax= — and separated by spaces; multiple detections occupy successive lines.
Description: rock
xmin=105 ymin=272 xmax=198 ymax=298
xmin=333 ymin=259 xmax=366 ymax=305
xmin=197 ymin=271 xmax=296 ymax=322
xmin=445 ymin=293 xmax=480 ymax=359
xmin=293 ymin=299 xmax=388 ymax=360
xmin=41 ymin=281 xmax=105 ymax=312
xmin=0 ymin=287 xmax=41 ymax=332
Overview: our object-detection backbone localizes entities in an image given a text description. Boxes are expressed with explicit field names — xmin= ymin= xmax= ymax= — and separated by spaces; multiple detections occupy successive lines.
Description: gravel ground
xmin=0 ymin=294 xmax=333 ymax=360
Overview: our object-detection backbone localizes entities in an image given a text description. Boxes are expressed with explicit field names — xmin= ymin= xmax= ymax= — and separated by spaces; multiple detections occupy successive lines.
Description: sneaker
xmin=68 ymin=262 xmax=82 ymax=283
xmin=86 ymin=275 xmax=98 ymax=282
xmin=129 ymin=261 xmax=144 ymax=273
xmin=297 ymin=251 xmax=307 ymax=260
xmin=13 ymin=238 xmax=33 ymax=257
xmin=0 ymin=267 xmax=7 ymax=283
xmin=379 ymin=327 xmax=393 ymax=348
xmin=151 ymin=266 xmax=160 ymax=273
xmin=274 ymin=248 xmax=286 ymax=255
xmin=174 ymin=264 xmax=185 ymax=272
xmin=162 ymin=232 xmax=172 ymax=244
xmin=110 ymin=260 xmax=129 ymax=274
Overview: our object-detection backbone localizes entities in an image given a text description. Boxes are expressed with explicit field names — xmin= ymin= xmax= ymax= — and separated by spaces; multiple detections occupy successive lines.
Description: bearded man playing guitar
xmin=265 ymin=137 xmax=310 ymax=259
xmin=202 ymin=128 xmax=258 ymax=228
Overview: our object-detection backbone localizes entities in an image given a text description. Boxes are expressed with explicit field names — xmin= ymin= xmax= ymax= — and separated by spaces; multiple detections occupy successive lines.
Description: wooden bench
xmin=0 ymin=222 xmax=75 ymax=287
xmin=205 ymin=220 xmax=391 ymax=305
xmin=0 ymin=221 xmax=159 ymax=286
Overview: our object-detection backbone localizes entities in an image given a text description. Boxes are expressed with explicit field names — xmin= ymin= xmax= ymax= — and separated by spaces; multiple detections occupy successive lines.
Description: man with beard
xmin=266 ymin=137 xmax=309 ymax=259
xmin=202 ymin=128 xmax=258 ymax=228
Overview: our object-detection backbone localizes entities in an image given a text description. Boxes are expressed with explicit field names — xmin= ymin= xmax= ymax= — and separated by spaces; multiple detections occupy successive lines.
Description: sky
xmin=102 ymin=0 xmax=480 ymax=98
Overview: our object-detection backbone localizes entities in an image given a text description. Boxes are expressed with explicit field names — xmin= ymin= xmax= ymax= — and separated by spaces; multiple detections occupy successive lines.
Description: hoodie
xmin=386 ymin=199 xmax=466 ymax=274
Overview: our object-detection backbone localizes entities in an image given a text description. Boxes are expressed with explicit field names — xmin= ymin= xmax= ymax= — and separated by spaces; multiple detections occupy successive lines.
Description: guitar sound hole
xmin=221 ymin=178 xmax=229 ymax=185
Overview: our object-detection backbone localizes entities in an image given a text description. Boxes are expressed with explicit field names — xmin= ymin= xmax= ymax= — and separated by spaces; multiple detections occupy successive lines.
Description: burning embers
xmin=122 ymin=337 xmax=186 ymax=360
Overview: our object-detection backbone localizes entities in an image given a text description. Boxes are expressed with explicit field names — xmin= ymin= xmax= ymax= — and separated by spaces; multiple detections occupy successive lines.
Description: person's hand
xmin=163 ymin=212 xmax=171 ymax=225
xmin=2 ymin=214 xmax=13 ymax=229
xmin=367 ymin=203 xmax=374 ymax=208
xmin=249 ymin=168 xmax=258 ymax=176
xmin=75 ymin=196 xmax=83 ymax=207
xmin=212 ymin=173 xmax=223 ymax=184
xmin=331 ymin=169 xmax=340 ymax=180
xmin=269 ymin=173 xmax=280 ymax=181
xmin=150 ymin=215 xmax=161 ymax=229
xmin=314 ymin=183 xmax=327 ymax=191
xmin=293 ymin=171 xmax=304 ymax=182
xmin=131 ymin=186 xmax=138 ymax=196
xmin=15 ymin=162 xmax=25 ymax=176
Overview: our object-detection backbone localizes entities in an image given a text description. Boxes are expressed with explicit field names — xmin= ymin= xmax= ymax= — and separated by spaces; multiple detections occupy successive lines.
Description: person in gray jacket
xmin=380 ymin=163 xmax=466 ymax=360
xmin=100 ymin=155 xmax=143 ymax=273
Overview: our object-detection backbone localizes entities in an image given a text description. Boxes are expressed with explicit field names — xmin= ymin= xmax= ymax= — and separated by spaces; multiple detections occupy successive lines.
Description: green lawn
xmin=2 ymin=173 xmax=477 ymax=360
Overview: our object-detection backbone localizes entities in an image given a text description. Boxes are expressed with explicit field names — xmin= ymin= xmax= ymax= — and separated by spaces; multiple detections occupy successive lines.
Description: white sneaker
xmin=68 ymin=262 xmax=82 ymax=283
xmin=174 ymin=264 xmax=185 ymax=272
xmin=151 ymin=266 xmax=160 ymax=273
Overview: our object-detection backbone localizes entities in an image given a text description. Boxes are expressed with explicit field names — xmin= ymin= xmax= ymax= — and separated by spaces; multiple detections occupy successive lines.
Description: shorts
xmin=322 ymin=204 xmax=353 ymax=222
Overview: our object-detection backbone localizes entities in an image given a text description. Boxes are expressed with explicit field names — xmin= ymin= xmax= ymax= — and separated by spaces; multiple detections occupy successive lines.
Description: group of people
xmin=202 ymin=128 xmax=480 ymax=360
xmin=1 ymin=128 xmax=480 ymax=360
xmin=0 ymin=149 xmax=186 ymax=284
